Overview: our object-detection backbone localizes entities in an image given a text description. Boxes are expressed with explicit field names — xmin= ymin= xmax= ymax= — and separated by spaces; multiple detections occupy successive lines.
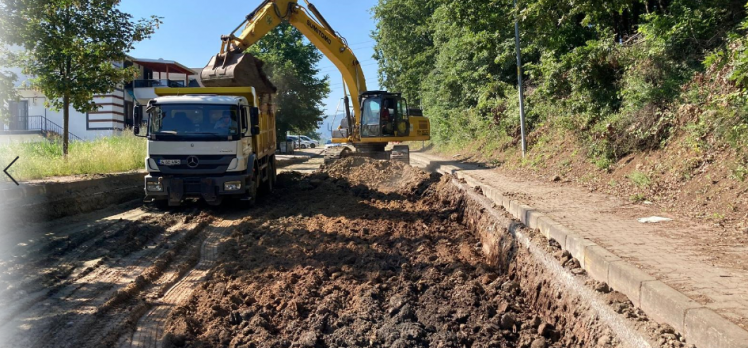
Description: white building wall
xmin=18 ymin=89 xmax=122 ymax=140
xmin=5 ymin=51 xmax=194 ymax=141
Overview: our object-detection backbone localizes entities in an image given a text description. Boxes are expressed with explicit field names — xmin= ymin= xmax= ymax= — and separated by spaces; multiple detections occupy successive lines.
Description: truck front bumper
xmin=144 ymin=174 xmax=248 ymax=205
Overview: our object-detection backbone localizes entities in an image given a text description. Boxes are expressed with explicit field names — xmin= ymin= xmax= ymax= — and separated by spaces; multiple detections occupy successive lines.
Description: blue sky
xmin=120 ymin=0 xmax=381 ymax=138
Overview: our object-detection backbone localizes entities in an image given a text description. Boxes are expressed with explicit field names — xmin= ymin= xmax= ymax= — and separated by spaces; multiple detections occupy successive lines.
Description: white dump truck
xmin=134 ymin=87 xmax=277 ymax=206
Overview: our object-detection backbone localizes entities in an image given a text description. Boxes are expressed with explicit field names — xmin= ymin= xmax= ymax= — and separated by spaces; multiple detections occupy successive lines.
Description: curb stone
xmin=585 ymin=245 xmax=621 ymax=284
xmin=411 ymin=152 xmax=748 ymax=348
xmin=685 ymin=308 xmax=748 ymax=348
xmin=608 ymin=260 xmax=656 ymax=308
xmin=640 ymin=280 xmax=701 ymax=333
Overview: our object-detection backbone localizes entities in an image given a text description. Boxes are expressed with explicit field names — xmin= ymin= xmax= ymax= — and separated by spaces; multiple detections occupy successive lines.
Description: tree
xmin=372 ymin=0 xmax=439 ymax=106
xmin=0 ymin=0 xmax=161 ymax=155
xmin=0 ymin=66 xmax=17 ymax=122
xmin=0 ymin=37 xmax=19 ymax=123
xmin=247 ymin=23 xmax=330 ymax=140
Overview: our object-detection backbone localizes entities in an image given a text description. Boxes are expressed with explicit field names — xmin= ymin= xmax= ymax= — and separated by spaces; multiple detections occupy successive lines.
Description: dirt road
xmin=0 ymin=153 xmax=675 ymax=348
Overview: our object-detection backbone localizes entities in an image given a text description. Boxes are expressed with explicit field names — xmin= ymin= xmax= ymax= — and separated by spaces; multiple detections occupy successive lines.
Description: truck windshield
xmin=149 ymin=104 xmax=240 ymax=139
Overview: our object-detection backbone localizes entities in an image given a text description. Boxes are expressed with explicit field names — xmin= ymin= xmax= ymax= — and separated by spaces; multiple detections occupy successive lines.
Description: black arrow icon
xmin=4 ymin=156 xmax=19 ymax=186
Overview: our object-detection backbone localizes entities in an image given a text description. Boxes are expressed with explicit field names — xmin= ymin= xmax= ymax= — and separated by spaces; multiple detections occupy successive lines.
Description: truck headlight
xmin=146 ymin=182 xmax=163 ymax=192
xmin=224 ymin=181 xmax=242 ymax=191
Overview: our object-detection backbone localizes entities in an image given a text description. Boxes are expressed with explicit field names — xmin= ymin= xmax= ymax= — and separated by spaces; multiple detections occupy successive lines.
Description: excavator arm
xmin=201 ymin=0 xmax=366 ymax=139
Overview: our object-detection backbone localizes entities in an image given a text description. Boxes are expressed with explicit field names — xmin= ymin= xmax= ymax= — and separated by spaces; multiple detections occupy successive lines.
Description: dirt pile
xmin=160 ymin=167 xmax=577 ymax=348
xmin=324 ymin=157 xmax=432 ymax=193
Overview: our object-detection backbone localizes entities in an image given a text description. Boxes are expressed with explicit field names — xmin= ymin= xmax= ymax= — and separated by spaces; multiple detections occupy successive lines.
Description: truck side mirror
xmin=249 ymin=107 xmax=260 ymax=136
xmin=133 ymin=109 xmax=145 ymax=137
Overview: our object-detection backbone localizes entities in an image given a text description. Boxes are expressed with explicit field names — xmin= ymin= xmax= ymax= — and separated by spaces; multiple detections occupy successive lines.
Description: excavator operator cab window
xmin=361 ymin=97 xmax=381 ymax=137
xmin=380 ymin=98 xmax=397 ymax=136
xmin=360 ymin=95 xmax=409 ymax=138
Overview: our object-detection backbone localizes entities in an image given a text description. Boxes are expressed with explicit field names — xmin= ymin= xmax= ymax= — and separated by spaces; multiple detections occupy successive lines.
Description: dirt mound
xmin=324 ymin=157 xmax=431 ymax=193
xmin=160 ymin=172 xmax=571 ymax=348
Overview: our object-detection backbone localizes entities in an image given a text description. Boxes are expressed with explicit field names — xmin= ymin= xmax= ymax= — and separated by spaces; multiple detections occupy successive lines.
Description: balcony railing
xmin=2 ymin=115 xmax=82 ymax=141
xmin=132 ymin=79 xmax=186 ymax=88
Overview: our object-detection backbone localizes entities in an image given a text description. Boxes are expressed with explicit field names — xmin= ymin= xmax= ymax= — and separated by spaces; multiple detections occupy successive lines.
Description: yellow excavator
xmin=200 ymin=0 xmax=430 ymax=164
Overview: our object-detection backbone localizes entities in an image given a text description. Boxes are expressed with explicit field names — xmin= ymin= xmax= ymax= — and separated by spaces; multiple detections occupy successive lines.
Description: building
xmin=2 ymin=56 xmax=198 ymax=142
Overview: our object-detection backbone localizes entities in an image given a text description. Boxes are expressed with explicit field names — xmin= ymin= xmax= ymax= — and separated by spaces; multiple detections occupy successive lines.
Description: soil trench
xmin=0 ymin=154 xmax=686 ymax=347
xmin=150 ymin=158 xmax=673 ymax=348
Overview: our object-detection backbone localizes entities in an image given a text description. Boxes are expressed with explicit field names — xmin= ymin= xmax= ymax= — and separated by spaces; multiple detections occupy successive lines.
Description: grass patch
xmin=630 ymin=193 xmax=647 ymax=203
xmin=627 ymin=171 xmax=651 ymax=187
xmin=0 ymin=133 xmax=146 ymax=181
xmin=732 ymin=162 xmax=748 ymax=182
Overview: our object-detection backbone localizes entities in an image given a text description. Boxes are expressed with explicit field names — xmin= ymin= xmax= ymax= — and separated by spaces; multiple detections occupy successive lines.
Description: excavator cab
xmin=359 ymin=91 xmax=409 ymax=138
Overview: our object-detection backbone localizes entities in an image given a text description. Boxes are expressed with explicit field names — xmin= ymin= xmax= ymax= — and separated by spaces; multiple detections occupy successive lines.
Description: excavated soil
xmin=158 ymin=159 xmax=627 ymax=348
xmin=1 ymin=156 xmax=683 ymax=347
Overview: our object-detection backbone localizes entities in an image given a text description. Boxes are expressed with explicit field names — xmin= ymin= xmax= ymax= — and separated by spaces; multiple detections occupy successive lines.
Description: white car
xmin=298 ymin=135 xmax=320 ymax=148
xmin=287 ymin=136 xmax=317 ymax=149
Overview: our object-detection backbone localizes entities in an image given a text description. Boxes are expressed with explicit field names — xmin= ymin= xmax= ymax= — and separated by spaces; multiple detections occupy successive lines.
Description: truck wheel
xmin=245 ymin=179 xmax=258 ymax=207
xmin=267 ymin=157 xmax=276 ymax=192
xmin=146 ymin=198 xmax=169 ymax=211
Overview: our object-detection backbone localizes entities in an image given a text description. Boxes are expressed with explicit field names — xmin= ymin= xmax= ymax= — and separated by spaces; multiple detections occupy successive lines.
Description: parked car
xmin=287 ymin=136 xmax=315 ymax=149
xmin=298 ymin=136 xmax=320 ymax=148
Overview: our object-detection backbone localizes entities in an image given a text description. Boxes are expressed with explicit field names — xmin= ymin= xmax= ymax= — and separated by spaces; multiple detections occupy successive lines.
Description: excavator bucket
xmin=200 ymin=52 xmax=276 ymax=94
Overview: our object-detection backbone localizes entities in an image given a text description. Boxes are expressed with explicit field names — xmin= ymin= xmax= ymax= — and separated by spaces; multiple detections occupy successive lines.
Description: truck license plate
xmin=159 ymin=159 xmax=181 ymax=166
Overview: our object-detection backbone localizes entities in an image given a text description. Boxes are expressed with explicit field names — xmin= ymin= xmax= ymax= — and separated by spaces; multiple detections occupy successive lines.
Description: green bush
xmin=627 ymin=171 xmax=652 ymax=187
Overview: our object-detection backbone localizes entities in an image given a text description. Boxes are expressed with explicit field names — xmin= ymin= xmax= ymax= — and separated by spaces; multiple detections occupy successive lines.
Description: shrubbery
xmin=372 ymin=0 xmax=748 ymax=167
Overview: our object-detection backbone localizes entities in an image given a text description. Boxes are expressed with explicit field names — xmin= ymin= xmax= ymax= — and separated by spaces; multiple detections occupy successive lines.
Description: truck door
xmin=241 ymin=106 xmax=252 ymax=156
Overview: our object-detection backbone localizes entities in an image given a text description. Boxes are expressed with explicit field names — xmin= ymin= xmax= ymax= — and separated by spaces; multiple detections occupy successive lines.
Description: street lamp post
xmin=514 ymin=0 xmax=527 ymax=157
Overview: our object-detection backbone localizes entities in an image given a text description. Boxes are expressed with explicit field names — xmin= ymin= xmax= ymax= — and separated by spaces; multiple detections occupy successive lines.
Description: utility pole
xmin=514 ymin=0 xmax=527 ymax=157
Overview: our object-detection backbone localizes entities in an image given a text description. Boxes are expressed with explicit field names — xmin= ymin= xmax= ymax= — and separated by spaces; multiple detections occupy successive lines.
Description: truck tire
xmin=243 ymin=179 xmax=257 ymax=207
xmin=268 ymin=156 xmax=277 ymax=192
xmin=243 ymin=160 xmax=259 ymax=207
xmin=146 ymin=198 xmax=169 ymax=211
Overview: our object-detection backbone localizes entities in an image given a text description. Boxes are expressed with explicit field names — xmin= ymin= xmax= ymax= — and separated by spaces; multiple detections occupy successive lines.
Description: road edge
xmin=0 ymin=152 xmax=318 ymax=221
xmin=411 ymin=152 xmax=748 ymax=348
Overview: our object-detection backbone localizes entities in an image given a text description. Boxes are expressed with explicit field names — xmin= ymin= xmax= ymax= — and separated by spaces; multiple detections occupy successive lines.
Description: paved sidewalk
xmin=411 ymin=151 xmax=748 ymax=330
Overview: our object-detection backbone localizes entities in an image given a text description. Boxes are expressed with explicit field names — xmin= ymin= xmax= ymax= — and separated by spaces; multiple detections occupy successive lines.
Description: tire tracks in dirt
xmin=121 ymin=217 xmax=242 ymax=348
xmin=0 ymin=211 xmax=204 ymax=348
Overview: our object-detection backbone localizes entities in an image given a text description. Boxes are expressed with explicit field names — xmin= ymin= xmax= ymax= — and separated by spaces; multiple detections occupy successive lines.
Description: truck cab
xmin=135 ymin=87 xmax=276 ymax=206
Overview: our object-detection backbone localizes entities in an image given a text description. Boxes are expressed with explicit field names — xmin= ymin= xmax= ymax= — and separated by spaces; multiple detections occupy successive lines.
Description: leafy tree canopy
xmin=247 ymin=23 xmax=330 ymax=140
xmin=0 ymin=0 xmax=161 ymax=154
xmin=372 ymin=0 xmax=748 ymax=159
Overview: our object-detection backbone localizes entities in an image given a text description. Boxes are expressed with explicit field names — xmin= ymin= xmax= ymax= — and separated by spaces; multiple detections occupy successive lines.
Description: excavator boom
xmin=200 ymin=0 xmax=430 ymax=163
xmin=201 ymin=0 xmax=365 ymax=133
